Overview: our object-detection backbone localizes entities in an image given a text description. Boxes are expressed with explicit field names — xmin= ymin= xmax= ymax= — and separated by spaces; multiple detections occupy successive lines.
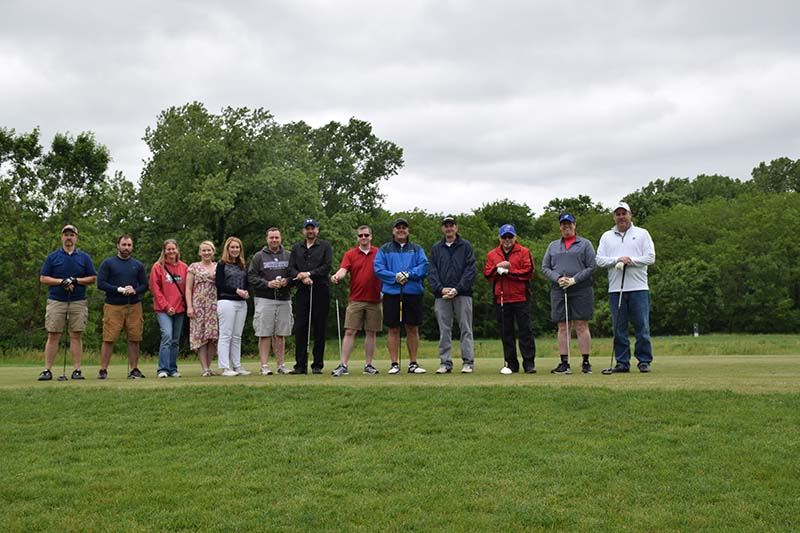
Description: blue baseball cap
xmin=303 ymin=218 xmax=318 ymax=228
xmin=559 ymin=213 xmax=575 ymax=224
xmin=499 ymin=224 xmax=516 ymax=237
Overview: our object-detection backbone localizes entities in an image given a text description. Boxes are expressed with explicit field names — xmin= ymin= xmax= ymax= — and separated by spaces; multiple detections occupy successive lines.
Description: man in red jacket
xmin=484 ymin=224 xmax=537 ymax=374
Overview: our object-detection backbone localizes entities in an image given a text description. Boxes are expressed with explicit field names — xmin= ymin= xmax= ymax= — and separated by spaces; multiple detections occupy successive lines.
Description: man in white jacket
xmin=596 ymin=201 xmax=656 ymax=373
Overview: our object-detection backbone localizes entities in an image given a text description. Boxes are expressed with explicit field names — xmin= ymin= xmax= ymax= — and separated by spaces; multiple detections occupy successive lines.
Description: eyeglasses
xmin=357 ymin=234 xmax=371 ymax=238
xmin=501 ymin=234 xmax=515 ymax=240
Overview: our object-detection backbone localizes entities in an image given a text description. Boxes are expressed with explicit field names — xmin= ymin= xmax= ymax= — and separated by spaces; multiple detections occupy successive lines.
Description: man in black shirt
xmin=288 ymin=219 xmax=333 ymax=374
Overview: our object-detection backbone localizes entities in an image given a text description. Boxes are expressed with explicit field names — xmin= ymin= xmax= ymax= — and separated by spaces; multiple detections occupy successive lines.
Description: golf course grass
xmin=1 ymin=335 xmax=798 ymax=531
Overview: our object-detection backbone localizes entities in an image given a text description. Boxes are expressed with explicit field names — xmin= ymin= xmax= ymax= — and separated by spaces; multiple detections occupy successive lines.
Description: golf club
xmin=57 ymin=290 xmax=71 ymax=381
xmin=307 ymin=283 xmax=313 ymax=370
xmin=563 ymin=287 xmax=570 ymax=364
xmin=499 ymin=277 xmax=511 ymax=374
xmin=126 ymin=294 xmax=132 ymax=378
xmin=603 ymin=265 xmax=626 ymax=374
xmin=272 ymin=276 xmax=281 ymax=369
xmin=335 ymin=295 xmax=342 ymax=362
xmin=398 ymin=282 xmax=403 ymax=370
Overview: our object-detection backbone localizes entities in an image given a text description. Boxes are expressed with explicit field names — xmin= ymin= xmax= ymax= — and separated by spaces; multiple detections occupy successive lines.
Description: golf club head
xmin=57 ymin=374 xmax=69 ymax=381
xmin=500 ymin=366 xmax=513 ymax=375
xmin=601 ymin=367 xmax=614 ymax=375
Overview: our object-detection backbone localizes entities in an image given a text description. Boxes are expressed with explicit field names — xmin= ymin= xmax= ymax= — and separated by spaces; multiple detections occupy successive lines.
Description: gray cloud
xmin=3 ymin=1 xmax=799 ymax=216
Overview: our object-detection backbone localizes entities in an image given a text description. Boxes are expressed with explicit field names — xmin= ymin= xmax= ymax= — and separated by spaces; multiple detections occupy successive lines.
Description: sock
xmin=582 ymin=354 xmax=590 ymax=363
xmin=560 ymin=354 xmax=568 ymax=363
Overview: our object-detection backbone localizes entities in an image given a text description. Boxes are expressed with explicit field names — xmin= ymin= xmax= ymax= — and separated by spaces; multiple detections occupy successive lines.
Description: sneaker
xmin=170 ymin=371 xmax=182 ymax=378
xmin=38 ymin=369 xmax=53 ymax=381
xmin=71 ymin=369 xmax=85 ymax=380
xmin=311 ymin=368 xmax=323 ymax=375
xmin=408 ymin=362 xmax=426 ymax=374
xmin=288 ymin=368 xmax=307 ymax=375
xmin=638 ymin=362 xmax=651 ymax=373
xmin=98 ymin=369 xmax=108 ymax=380
xmin=201 ymin=369 xmax=214 ymax=377
xmin=461 ymin=363 xmax=474 ymax=373
xmin=500 ymin=366 xmax=514 ymax=375
xmin=277 ymin=365 xmax=291 ymax=374
xmin=128 ymin=368 xmax=146 ymax=379
xmin=582 ymin=361 xmax=592 ymax=374
xmin=524 ymin=366 xmax=537 ymax=374
xmin=363 ymin=364 xmax=379 ymax=375
xmin=601 ymin=364 xmax=630 ymax=375
xmin=222 ymin=368 xmax=239 ymax=377
xmin=331 ymin=364 xmax=348 ymax=377
xmin=551 ymin=362 xmax=572 ymax=375
xmin=158 ymin=371 xmax=169 ymax=379
xmin=435 ymin=365 xmax=452 ymax=374
xmin=260 ymin=365 xmax=273 ymax=376
xmin=388 ymin=363 xmax=401 ymax=375
xmin=235 ymin=367 xmax=252 ymax=376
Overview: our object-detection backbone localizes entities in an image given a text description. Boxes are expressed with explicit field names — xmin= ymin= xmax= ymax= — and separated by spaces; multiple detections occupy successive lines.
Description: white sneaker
xmin=201 ymin=369 xmax=214 ymax=377
xmin=435 ymin=365 xmax=451 ymax=374
xmin=500 ymin=366 xmax=513 ymax=375
xmin=260 ymin=365 xmax=273 ymax=376
xmin=277 ymin=365 xmax=291 ymax=374
xmin=222 ymin=368 xmax=238 ymax=377
xmin=235 ymin=367 xmax=252 ymax=376
xmin=157 ymin=371 xmax=168 ymax=378
xmin=388 ymin=364 xmax=401 ymax=375
xmin=169 ymin=371 xmax=181 ymax=378
xmin=461 ymin=364 xmax=473 ymax=374
xmin=408 ymin=362 xmax=427 ymax=374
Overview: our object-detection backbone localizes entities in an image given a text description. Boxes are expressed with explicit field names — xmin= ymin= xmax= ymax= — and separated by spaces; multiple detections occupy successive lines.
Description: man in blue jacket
xmin=96 ymin=234 xmax=149 ymax=379
xmin=428 ymin=216 xmax=476 ymax=374
xmin=374 ymin=218 xmax=428 ymax=374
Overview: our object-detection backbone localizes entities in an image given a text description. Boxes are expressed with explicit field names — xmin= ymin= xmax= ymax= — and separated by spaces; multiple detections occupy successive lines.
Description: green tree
xmin=751 ymin=157 xmax=800 ymax=193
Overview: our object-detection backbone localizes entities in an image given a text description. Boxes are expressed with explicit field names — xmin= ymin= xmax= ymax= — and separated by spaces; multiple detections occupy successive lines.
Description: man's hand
xmin=395 ymin=271 xmax=409 ymax=285
xmin=60 ymin=277 xmax=76 ymax=290
xmin=558 ymin=277 xmax=576 ymax=288
xmin=497 ymin=266 xmax=509 ymax=275
xmin=615 ymin=262 xmax=625 ymax=271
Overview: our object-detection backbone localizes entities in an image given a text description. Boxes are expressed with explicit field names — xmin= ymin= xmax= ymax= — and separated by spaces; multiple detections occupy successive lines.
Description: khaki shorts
xmin=103 ymin=302 xmax=144 ymax=342
xmin=45 ymin=299 xmax=89 ymax=332
xmin=344 ymin=301 xmax=383 ymax=332
xmin=253 ymin=297 xmax=293 ymax=337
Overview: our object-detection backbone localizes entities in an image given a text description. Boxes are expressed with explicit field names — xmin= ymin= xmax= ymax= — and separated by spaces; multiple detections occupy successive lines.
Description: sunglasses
xmin=501 ymin=234 xmax=515 ymax=240
xmin=357 ymin=234 xmax=371 ymax=238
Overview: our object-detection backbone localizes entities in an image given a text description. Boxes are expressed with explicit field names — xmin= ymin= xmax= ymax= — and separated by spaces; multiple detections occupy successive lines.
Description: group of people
xmin=37 ymin=201 xmax=656 ymax=381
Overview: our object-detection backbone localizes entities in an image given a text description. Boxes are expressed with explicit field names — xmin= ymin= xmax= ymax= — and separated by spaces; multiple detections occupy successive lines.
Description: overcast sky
xmin=3 ymin=1 xmax=799 ymax=216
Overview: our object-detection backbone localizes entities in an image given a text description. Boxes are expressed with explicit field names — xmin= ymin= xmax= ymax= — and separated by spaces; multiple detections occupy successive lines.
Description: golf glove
xmin=497 ymin=266 xmax=509 ymax=275
xmin=615 ymin=261 xmax=625 ymax=271
xmin=60 ymin=277 xmax=76 ymax=289
xmin=395 ymin=271 xmax=409 ymax=284
xmin=563 ymin=277 xmax=576 ymax=288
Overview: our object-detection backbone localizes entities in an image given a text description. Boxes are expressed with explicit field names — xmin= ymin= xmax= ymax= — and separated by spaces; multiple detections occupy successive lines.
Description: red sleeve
xmin=149 ymin=263 xmax=169 ymax=310
xmin=340 ymin=249 xmax=353 ymax=271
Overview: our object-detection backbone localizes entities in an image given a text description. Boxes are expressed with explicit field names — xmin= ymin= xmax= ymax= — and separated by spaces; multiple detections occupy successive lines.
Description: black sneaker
xmin=638 ymin=362 xmax=651 ymax=373
xmin=331 ymin=364 xmax=348 ymax=377
xmin=71 ymin=369 xmax=85 ymax=380
xmin=551 ymin=361 xmax=572 ymax=375
xmin=601 ymin=364 xmax=630 ymax=375
xmin=127 ymin=367 xmax=146 ymax=379
xmin=98 ymin=369 xmax=108 ymax=380
xmin=37 ymin=369 xmax=52 ymax=381
xmin=288 ymin=368 xmax=307 ymax=375
xmin=524 ymin=366 xmax=537 ymax=374
xmin=311 ymin=368 xmax=323 ymax=375
xmin=582 ymin=361 xmax=592 ymax=374
xmin=363 ymin=364 xmax=379 ymax=375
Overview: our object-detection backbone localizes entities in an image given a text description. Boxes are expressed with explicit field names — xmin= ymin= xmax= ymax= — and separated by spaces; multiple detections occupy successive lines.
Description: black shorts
xmin=382 ymin=293 xmax=423 ymax=327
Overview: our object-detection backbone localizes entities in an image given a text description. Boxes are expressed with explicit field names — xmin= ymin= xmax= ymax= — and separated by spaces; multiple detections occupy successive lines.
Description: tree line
xmin=2 ymin=102 xmax=798 ymax=354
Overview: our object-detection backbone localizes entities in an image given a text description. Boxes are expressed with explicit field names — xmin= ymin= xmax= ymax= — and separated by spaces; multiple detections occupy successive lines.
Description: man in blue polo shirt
xmin=38 ymin=224 xmax=97 ymax=381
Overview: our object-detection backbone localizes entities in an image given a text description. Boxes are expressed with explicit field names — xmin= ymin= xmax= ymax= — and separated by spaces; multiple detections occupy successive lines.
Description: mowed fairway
xmin=1 ymin=338 xmax=799 ymax=531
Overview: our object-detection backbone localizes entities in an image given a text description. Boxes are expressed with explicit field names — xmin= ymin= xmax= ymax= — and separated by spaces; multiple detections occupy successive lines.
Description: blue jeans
xmin=609 ymin=290 xmax=652 ymax=368
xmin=156 ymin=312 xmax=185 ymax=373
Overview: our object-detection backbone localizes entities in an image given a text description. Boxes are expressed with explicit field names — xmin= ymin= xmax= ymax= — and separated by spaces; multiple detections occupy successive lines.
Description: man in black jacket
xmin=288 ymin=219 xmax=333 ymax=374
xmin=428 ymin=216 xmax=477 ymax=374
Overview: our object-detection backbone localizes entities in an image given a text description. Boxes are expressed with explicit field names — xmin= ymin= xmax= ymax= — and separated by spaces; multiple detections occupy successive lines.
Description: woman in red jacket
xmin=150 ymin=239 xmax=189 ymax=378
xmin=484 ymin=224 xmax=537 ymax=374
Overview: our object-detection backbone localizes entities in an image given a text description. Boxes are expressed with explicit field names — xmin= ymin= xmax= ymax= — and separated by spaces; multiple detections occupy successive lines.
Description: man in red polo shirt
xmin=330 ymin=225 xmax=383 ymax=375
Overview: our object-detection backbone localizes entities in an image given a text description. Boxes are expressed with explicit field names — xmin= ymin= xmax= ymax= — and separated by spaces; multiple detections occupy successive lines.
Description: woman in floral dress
xmin=185 ymin=241 xmax=219 ymax=376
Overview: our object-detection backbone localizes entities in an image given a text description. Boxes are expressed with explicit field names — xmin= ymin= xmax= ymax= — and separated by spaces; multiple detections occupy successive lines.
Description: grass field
xmin=1 ymin=335 xmax=799 ymax=531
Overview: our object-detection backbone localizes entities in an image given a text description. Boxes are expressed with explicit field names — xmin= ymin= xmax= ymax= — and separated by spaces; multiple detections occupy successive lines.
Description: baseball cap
xmin=613 ymin=201 xmax=631 ymax=213
xmin=303 ymin=218 xmax=318 ymax=228
xmin=441 ymin=215 xmax=456 ymax=225
xmin=498 ymin=224 xmax=516 ymax=237
xmin=393 ymin=218 xmax=409 ymax=228
xmin=61 ymin=224 xmax=78 ymax=234
xmin=559 ymin=213 xmax=575 ymax=224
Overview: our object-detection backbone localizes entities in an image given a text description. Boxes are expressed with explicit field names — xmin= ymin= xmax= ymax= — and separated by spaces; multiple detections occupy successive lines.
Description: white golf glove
xmin=559 ymin=277 xmax=576 ymax=288
xmin=615 ymin=261 xmax=625 ymax=271
xmin=497 ymin=266 xmax=509 ymax=275
xmin=395 ymin=271 xmax=409 ymax=284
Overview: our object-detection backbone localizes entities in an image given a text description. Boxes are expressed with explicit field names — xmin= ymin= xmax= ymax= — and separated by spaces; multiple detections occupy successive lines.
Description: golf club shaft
xmin=398 ymin=283 xmax=403 ymax=368
xmin=335 ymin=296 xmax=342 ymax=362
xmin=609 ymin=265 xmax=627 ymax=370
xmin=564 ymin=288 xmax=570 ymax=362
xmin=60 ymin=291 xmax=71 ymax=380
xmin=307 ymin=284 xmax=313 ymax=365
